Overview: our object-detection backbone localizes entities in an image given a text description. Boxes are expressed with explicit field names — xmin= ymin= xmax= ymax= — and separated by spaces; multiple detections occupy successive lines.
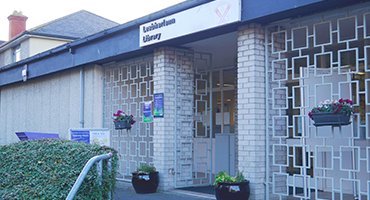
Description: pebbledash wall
xmin=0 ymin=65 xmax=104 ymax=145
xmin=0 ymin=0 xmax=369 ymax=199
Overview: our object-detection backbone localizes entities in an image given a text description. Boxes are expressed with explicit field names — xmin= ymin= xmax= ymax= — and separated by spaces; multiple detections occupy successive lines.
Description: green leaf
xmin=0 ymin=139 xmax=118 ymax=200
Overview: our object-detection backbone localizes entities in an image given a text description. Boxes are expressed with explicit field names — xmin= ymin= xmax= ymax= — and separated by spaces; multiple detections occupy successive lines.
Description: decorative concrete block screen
xmin=267 ymin=3 xmax=370 ymax=199
xmin=103 ymin=56 xmax=154 ymax=180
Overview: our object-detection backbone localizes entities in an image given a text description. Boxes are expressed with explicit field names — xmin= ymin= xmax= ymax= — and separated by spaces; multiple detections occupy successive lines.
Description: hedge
xmin=0 ymin=139 xmax=118 ymax=200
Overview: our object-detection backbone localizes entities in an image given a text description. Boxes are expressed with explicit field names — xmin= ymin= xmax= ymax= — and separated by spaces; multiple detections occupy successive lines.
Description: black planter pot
xmin=311 ymin=113 xmax=351 ymax=127
xmin=131 ymin=172 xmax=159 ymax=194
xmin=114 ymin=121 xmax=131 ymax=130
xmin=215 ymin=181 xmax=250 ymax=200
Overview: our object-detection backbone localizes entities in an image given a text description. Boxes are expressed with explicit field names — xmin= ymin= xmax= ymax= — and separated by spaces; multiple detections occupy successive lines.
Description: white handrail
xmin=66 ymin=152 xmax=113 ymax=200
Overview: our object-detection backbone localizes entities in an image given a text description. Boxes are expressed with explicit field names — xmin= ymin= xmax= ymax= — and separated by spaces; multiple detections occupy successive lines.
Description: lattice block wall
xmin=103 ymin=56 xmax=154 ymax=180
xmin=267 ymin=3 xmax=370 ymax=199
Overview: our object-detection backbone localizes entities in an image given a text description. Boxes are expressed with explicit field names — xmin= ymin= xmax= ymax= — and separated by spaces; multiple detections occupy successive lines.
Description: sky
xmin=0 ymin=0 xmax=185 ymax=41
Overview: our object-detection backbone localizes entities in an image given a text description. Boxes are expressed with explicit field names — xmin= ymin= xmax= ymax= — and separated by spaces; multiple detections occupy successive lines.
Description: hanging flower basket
xmin=308 ymin=98 xmax=354 ymax=127
xmin=310 ymin=112 xmax=351 ymax=127
xmin=114 ymin=120 xmax=131 ymax=130
xmin=113 ymin=110 xmax=136 ymax=130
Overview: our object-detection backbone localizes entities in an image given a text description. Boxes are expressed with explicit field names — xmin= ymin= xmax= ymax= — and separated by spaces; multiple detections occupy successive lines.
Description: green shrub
xmin=214 ymin=171 xmax=246 ymax=185
xmin=0 ymin=139 xmax=118 ymax=200
xmin=136 ymin=164 xmax=156 ymax=173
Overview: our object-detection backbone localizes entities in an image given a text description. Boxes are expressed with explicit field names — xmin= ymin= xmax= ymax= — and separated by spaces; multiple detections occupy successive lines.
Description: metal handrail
xmin=66 ymin=152 xmax=113 ymax=200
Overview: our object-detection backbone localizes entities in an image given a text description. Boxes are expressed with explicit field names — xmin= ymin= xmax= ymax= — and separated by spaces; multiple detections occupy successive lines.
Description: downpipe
xmin=70 ymin=47 xmax=84 ymax=128
xmin=264 ymin=27 xmax=270 ymax=200
xmin=80 ymin=68 xmax=85 ymax=128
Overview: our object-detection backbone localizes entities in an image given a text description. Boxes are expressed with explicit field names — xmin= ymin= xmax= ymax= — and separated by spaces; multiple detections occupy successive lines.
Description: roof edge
xmin=0 ymin=0 xmax=212 ymax=71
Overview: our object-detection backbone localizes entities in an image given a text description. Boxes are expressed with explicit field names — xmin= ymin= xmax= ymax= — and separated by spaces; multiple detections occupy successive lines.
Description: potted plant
xmin=214 ymin=171 xmax=250 ymax=200
xmin=308 ymin=98 xmax=354 ymax=127
xmin=131 ymin=164 xmax=159 ymax=194
xmin=112 ymin=110 xmax=136 ymax=130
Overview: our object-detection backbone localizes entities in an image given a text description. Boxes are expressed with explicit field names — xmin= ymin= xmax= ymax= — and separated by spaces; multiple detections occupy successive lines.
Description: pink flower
xmin=335 ymin=104 xmax=343 ymax=113
xmin=113 ymin=109 xmax=136 ymax=126
xmin=345 ymin=99 xmax=353 ymax=105
xmin=308 ymin=98 xmax=354 ymax=119
xmin=308 ymin=111 xmax=313 ymax=119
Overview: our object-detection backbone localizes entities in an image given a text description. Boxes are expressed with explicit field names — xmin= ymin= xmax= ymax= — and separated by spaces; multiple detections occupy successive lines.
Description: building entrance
xmin=175 ymin=32 xmax=238 ymax=190
xmin=192 ymin=52 xmax=237 ymax=186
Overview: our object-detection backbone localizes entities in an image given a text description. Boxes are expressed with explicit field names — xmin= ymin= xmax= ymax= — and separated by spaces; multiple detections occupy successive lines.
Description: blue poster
xmin=70 ymin=130 xmax=90 ymax=144
xmin=143 ymin=101 xmax=153 ymax=123
xmin=153 ymin=93 xmax=164 ymax=117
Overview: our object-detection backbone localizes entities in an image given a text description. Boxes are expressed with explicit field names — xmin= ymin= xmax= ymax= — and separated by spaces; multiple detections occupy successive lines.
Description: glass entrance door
xmin=212 ymin=68 xmax=237 ymax=177
xmin=193 ymin=66 xmax=236 ymax=186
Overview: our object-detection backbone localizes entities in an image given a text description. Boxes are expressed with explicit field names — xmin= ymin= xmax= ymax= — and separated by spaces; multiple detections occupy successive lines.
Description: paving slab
xmin=114 ymin=181 xmax=215 ymax=200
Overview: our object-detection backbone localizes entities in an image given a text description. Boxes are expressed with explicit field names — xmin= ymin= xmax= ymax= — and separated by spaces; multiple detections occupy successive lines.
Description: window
xmin=13 ymin=45 xmax=21 ymax=62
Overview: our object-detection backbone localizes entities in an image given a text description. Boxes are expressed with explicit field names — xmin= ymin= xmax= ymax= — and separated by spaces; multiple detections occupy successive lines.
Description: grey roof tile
xmin=29 ymin=10 xmax=119 ymax=39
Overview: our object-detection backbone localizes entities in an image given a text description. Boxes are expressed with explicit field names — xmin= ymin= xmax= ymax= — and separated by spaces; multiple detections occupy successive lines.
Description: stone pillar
xmin=237 ymin=24 xmax=266 ymax=200
xmin=153 ymin=47 xmax=194 ymax=190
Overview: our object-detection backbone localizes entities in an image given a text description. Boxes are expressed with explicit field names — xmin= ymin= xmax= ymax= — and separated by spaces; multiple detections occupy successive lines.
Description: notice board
xmin=69 ymin=128 xmax=110 ymax=147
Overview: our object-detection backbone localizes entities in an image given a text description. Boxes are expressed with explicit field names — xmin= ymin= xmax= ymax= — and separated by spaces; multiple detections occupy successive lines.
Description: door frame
xmin=192 ymin=66 xmax=237 ymax=186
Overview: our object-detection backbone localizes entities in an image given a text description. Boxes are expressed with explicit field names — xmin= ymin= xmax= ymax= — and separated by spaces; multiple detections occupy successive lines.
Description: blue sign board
xmin=143 ymin=101 xmax=153 ymax=123
xmin=153 ymin=93 xmax=164 ymax=117
xmin=70 ymin=130 xmax=90 ymax=144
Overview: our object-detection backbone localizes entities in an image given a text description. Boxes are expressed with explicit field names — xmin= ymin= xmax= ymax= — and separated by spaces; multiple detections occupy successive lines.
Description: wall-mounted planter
xmin=311 ymin=113 xmax=351 ymax=127
xmin=114 ymin=121 xmax=131 ymax=130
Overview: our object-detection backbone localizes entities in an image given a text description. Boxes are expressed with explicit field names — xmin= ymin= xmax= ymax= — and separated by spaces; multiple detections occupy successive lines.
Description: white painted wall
xmin=0 ymin=65 xmax=104 ymax=145
xmin=0 ymin=37 xmax=69 ymax=67
xmin=28 ymin=37 xmax=68 ymax=57
xmin=21 ymin=39 xmax=30 ymax=60
xmin=0 ymin=49 xmax=12 ymax=67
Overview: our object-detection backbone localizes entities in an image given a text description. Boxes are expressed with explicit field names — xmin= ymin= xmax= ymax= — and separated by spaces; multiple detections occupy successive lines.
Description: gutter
xmin=28 ymin=32 xmax=77 ymax=41
xmin=0 ymin=0 xmax=212 ymax=73
xmin=0 ymin=32 xmax=75 ymax=53
xmin=1 ymin=0 xmax=359 ymax=74
xmin=0 ymin=33 xmax=30 ymax=53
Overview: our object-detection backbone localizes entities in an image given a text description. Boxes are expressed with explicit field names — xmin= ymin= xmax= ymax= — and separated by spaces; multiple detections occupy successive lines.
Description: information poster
xmin=70 ymin=130 xmax=90 ymax=143
xmin=90 ymin=130 xmax=110 ymax=146
xmin=70 ymin=129 xmax=110 ymax=146
xmin=143 ymin=101 xmax=153 ymax=123
xmin=153 ymin=93 xmax=164 ymax=117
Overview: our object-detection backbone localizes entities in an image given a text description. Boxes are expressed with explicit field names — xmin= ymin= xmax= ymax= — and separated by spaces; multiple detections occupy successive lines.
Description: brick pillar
xmin=153 ymin=47 xmax=194 ymax=190
xmin=237 ymin=24 xmax=266 ymax=200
